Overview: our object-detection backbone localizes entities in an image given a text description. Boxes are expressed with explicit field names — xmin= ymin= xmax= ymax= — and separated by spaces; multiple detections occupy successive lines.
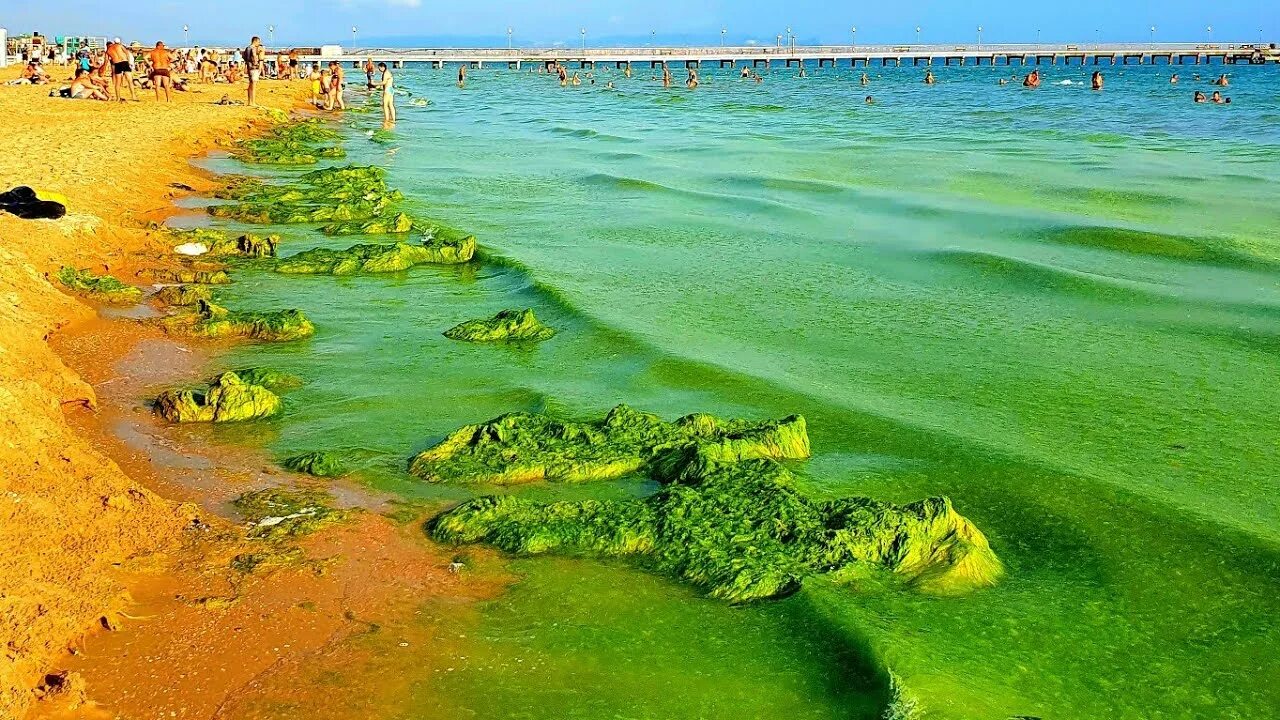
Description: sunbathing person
xmin=70 ymin=68 xmax=109 ymax=100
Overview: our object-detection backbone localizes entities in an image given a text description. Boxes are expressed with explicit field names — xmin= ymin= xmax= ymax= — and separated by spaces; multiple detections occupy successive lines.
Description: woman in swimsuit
xmin=378 ymin=62 xmax=396 ymax=126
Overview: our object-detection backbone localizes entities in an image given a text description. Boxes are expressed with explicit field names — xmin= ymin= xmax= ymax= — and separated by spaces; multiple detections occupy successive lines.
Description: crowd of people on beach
xmin=4 ymin=33 xmax=1246 ymax=113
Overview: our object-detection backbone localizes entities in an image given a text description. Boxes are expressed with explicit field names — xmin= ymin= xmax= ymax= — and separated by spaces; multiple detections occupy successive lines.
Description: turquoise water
xmin=186 ymin=62 xmax=1280 ymax=718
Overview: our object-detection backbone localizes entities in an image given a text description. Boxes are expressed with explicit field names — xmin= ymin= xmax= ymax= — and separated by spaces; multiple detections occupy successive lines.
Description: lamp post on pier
xmin=351 ymin=26 xmax=357 ymax=50
xmin=268 ymin=25 xmax=274 ymax=46
xmin=851 ymin=26 xmax=856 ymax=51
xmin=580 ymin=27 xmax=586 ymax=52
xmin=507 ymin=26 xmax=513 ymax=50
xmin=915 ymin=26 xmax=921 ymax=45
xmin=183 ymin=24 xmax=189 ymax=46
xmin=977 ymin=25 xmax=983 ymax=50
xmin=721 ymin=27 xmax=726 ymax=48
xmin=786 ymin=27 xmax=794 ymax=50
xmin=1150 ymin=25 xmax=1156 ymax=46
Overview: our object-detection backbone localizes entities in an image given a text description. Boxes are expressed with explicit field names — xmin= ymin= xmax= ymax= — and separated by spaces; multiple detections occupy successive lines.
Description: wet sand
xmin=0 ymin=65 xmax=499 ymax=718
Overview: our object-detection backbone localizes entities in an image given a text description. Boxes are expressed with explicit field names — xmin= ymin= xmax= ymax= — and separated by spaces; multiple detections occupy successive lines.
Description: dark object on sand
xmin=0 ymin=186 xmax=66 ymax=220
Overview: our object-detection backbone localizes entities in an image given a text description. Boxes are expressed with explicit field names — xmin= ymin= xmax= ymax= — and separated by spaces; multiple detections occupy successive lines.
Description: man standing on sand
xmin=245 ymin=36 xmax=263 ymax=106
xmin=148 ymin=41 xmax=174 ymax=102
xmin=106 ymin=38 xmax=137 ymax=102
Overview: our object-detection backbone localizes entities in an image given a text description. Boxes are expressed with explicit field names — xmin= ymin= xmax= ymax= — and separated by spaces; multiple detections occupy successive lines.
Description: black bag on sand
xmin=0 ymin=186 xmax=68 ymax=220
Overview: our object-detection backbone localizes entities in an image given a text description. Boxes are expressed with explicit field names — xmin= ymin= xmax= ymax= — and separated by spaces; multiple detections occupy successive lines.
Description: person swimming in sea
xmin=741 ymin=66 xmax=751 ymax=78
xmin=998 ymin=78 xmax=1008 ymax=86
xmin=924 ymin=69 xmax=936 ymax=85
xmin=798 ymin=66 xmax=807 ymax=78
xmin=1212 ymin=73 xmax=1229 ymax=87
xmin=687 ymin=67 xmax=699 ymax=89
xmin=864 ymin=95 xmax=874 ymax=105
xmin=1169 ymin=73 xmax=1179 ymax=84
xmin=1211 ymin=90 xmax=1230 ymax=104
xmin=1091 ymin=71 xmax=1103 ymax=90
xmin=860 ymin=72 xmax=870 ymax=86
xmin=1193 ymin=90 xmax=1207 ymax=103
xmin=571 ymin=72 xmax=581 ymax=86
xmin=1023 ymin=69 xmax=1041 ymax=88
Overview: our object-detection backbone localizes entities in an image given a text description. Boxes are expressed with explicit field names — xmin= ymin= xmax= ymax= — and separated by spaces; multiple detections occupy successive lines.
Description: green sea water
xmin=177 ymin=62 xmax=1280 ymax=719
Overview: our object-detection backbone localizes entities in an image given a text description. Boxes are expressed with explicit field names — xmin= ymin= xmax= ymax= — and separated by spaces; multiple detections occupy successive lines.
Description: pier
xmin=299 ymin=42 xmax=1278 ymax=70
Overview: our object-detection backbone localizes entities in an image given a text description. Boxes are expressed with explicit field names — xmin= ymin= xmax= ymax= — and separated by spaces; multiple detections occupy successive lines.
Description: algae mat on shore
xmin=198 ymin=64 xmax=1280 ymax=720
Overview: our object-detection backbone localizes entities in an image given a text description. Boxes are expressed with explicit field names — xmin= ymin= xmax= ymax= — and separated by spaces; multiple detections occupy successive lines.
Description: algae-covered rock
xmin=154 ymin=284 xmax=213 ymax=306
xmin=229 ymin=367 xmax=303 ymax=390
xmin=276 ymin=239 xmax=474 ymax=275
xmin=409 ymin=404 xmax=810 ymax=485
xmin=208 ymin=233 xmax=279 ymax=258
xmin=57 ymin=267 xmax=143 ymax=304
xmin=154 ymin=371 xmax=281 ymax=423
xmin=444 ymin=309 xmax=557 ymax=343
xmin=431 ymin=457 xmax=1003 ymax=602
xmin=145 ymin=268 xmax=232 ymax=285
xmin=160 ymin=300 xmax=314 ymax=342
xmin=282 ymin=452 xmax=345 ymax=477
xmin=233 ymin=487 xmax=346 ymax=539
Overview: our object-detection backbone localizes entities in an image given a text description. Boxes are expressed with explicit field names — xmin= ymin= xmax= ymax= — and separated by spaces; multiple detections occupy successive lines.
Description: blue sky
xmin=4 ymin=1 xmax=1275 ymax=47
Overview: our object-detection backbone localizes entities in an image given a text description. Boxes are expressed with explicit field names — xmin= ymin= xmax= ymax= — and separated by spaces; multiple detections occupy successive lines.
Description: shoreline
xmin=0 ymin=67 xmax=501 ymax=718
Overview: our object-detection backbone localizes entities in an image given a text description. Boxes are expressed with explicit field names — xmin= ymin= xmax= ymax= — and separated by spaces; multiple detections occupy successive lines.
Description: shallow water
xmin=187 ymin=62 xmax=1280 ymax=718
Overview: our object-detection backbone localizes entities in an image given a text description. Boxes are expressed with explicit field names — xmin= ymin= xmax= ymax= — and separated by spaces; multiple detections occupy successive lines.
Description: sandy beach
xmin=0 ymin=66 xmax=497 ymax=718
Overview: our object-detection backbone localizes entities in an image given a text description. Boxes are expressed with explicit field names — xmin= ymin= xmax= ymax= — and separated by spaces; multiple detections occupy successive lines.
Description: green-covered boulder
xmin=409 ymin=404 xmax=810 ymax=485
xmin=431 ymin=457 xmax=1003 ymax=602
xmin=57 ymin=267 xmax=143 ymax=304
xmin=276 ymin=239 xmax=474 ymax=275
xmin=153 ymin=284 xmax=213 ymax=306
xmin=160 ymin=300 xmax=314 ymax=342
xmin=209 ymin=233 xmax=279 ymax=258
xmin=282 ymin=452 xmax=345 ymax=477
xmin=154 ymin=371 xmax=281 ymax=423
xmin=321 ymin=212 xmax=415 ymax=236
xmin=444 ymin=309 xmax=557 ymax=343
xmin=233 ymin=119 xmax=345 ymax=165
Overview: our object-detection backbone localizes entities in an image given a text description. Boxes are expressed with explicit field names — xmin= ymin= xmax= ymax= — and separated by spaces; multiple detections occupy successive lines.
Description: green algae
xmin=229 ymin=367 xmax=303 ymax=390
xmin=146 ymin=268 xmax=232 ymax=285
xmin=209 ymin=232 xmax=278 ymax=258
xmin=233 ymin=120 xmax=346 ymax=165
xmin=56 ymin=267 xmax=142 ymax=304
xmin=154 ymin=371 xmax=281 ymax=423
xmin=282 ymin=451 xmax=345 ymax=477
xmin=153 ymin=284 xmax=213 ymax=306
xmin=431 ymin=457 xmax=1002 ymax=602
xmin=444 ymin=309 xmax=557 ymax=343
xmin=408 ymin=404 xmax=810 ymax=485
xmin=276 ymin=239 xmax=475 ymax=275
xmin=159 ymin=300 xmax=314 ymax=342
xmin=233 ymin=487 xmax=346 ymax=540
xmin=320 ymin=212 xmax=415 ymax=236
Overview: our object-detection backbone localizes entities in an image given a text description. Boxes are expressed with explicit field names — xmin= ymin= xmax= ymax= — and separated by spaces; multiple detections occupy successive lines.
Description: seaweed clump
xmin=431 ymin=457 xmax=1003 ymax=602
xmin=408 ymin=404 xmax=810 ymax=485
xmin=144 ymin=268 xmax=232 ymax=285
xmin=154 ymin=371 xmax=281 ymax=423
xmin=229 ymin=367 xmax=303 ymax=390
xmin=233 ymin=120 xmax=346 ymax=165
xmin=153 ymin=284 xmax=213 ymax=306
xmin=444 ymin=309 xmax=557 ymax=343
xmin=233 ymin=487 xmax=346 ymax=540
xmin=159 ymin=300 xmax=314 ymax=342
xmin=276 ymin=239 xmax=475 ymax=275
xmin=57 ymin=267 xmax=142 ymax=304
xmin=209 ymin=166 xmax=402 ymax=225
xmin=282 ymin=452 xmax=345 ymax=477
xmin=170 ymin=228 xmax=277 ymax=258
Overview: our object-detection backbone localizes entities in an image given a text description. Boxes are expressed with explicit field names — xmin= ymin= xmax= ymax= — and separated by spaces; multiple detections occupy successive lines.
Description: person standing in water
xmin=924 ymin=69 xmax=936 ymax=85
xmin=364 ymin=57 xmax=376 ymax=88
xmin=377 ymin=62 xmax=396 ymax=126
xmin=1023 ymin=69 xmax=1041 ymax=88
xmin=1091 ymin=71 xmax=1103 ymax=90
xmin=661 ymin=63 xmax=672 ymax=88
xmin=457 ymin=64 xmax=467 ymax=88
xmin=860 ymin=72 xmax=870 ymax=86
xmin=687 ymin=67 xmax=699 ymax=88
